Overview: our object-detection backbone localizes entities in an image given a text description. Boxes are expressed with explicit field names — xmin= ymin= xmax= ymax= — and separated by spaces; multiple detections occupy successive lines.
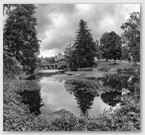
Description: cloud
xmin=36 ymin=4 xmax=140 ymax=57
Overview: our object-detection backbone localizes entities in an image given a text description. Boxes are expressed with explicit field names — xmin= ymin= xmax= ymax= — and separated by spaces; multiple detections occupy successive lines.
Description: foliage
xmin=57 ymin=64 xmax=67 ymax=70
xmin=57 ymin=60 xmax=68 ymax=69
xmin=50 ymin=115 xmax=85 ymax=131
xmin=3 ymin=4 xmax=40 ymax=75
xmin=121 ymin=12 xmax=140 ymax=64
xmin=64 ymin=20 xmax=97 ymax=71
xmin=74 ymin=19 xmax=97 ymax=68
xmin=3 ymin=4 xmax=18 ymax=15
xmin=3 ymin=52 xmax=22 ymax=77
xmin=64 ymin=44 xmax=78 ymax=71
xmin=43 ymin=56 xmax=55 ymax=64
xmin=87 ymin=102 xmax=140 ymax=131
xmin=121 ymin=45 xmax=129 ymax=60
xmin=100 ymin=31 xmax=121 ymax=62
xmin=95 ymin=40 xmax=101 ymax=60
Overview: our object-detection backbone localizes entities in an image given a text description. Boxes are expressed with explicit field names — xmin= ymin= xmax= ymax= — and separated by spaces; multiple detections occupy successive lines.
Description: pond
xmin=20 ymin=70 xmax=139 ymax=117
xmin=39 ymin=72 xmax=139 ymax=117
xmin=39 ymin=75 xmax=113 ymax=117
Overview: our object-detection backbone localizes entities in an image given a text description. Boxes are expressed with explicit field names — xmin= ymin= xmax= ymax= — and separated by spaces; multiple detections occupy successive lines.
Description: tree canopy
xmin=121 ymin=12 xmax=140 ymax=64
xmin=65 ymin=19 xmax=97 ymax=70
xmin=64 ymin=44 xmax=78 ymax=71
xmin=74 ymin=19 xmax=97 ymax=68
xmin=3 ymin=4 xmax=40 ymax=74
xmin=100 ymin=31 xmax=121 ymax=62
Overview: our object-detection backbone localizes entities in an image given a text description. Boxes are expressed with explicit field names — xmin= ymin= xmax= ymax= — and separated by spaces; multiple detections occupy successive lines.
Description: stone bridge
xmin=42 ymin=63 xmax=58 ymax=69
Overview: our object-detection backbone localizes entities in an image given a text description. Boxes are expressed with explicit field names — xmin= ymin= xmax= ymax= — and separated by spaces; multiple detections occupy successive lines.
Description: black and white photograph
xmin=3 ymin=3 xmax=140 ymax=131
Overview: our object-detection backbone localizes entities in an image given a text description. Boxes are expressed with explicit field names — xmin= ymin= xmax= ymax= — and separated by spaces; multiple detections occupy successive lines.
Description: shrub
xmin=57 ymin=64 xmax=67 ymax=70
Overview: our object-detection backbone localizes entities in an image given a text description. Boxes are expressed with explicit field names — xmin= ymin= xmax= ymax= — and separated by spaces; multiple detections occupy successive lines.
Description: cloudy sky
xmin=36 ymin=4 xmax=140 ymax=57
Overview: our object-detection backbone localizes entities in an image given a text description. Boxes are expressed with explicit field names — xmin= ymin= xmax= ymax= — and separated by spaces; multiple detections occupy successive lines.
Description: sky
xmin=36 ymin=4 xmax=140 ymax=57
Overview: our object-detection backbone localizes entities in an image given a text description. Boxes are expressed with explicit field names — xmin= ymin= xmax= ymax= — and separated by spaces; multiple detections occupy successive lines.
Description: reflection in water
xmin=101 ymin=91 xmax=121 ymax=106
xmin=19 ymin=90 xmax=43 ymax=115
xmin=97 ymin=73 xmax=139 ymax=92
xmin=39 ymin=76 xmax=110 ymax=117
xmin=97 ymin=74 xmax=129 ymax=90
xmin=18 ymin=72 xmax=138 ymax=117
xmin=67 ymin=89 xmax=95 ymax=116
xmin=39 ymin=76 xmax=80 ymax=116
xmin=97 ymin=73 xmax=139 ymax=107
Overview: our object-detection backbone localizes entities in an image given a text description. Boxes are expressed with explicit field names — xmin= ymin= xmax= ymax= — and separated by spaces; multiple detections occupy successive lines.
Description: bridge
xmin=42 ymin=63 xmax=58 ymax=69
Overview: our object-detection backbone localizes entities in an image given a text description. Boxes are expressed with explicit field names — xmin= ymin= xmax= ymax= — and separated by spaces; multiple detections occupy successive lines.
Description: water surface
xmin=39 ymin=74 xmax=119 ymax=117
xmin=20 ymin=70 xmax=138 ymax=117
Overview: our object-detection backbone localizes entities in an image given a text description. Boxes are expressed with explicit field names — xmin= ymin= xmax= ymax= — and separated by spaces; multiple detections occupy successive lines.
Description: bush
xmin=57 ymin=64 xmax=67 ymax=70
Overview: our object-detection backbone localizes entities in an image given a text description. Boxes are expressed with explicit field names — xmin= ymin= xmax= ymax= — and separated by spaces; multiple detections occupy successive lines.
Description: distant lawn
xmin=96 ymin=60 xmax=140 ymax=70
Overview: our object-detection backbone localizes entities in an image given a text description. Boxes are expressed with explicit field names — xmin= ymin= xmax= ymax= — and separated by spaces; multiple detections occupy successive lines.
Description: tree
xmin=74 ymin=19 xmax=97 ymax=68
xmin=100 ymin=31 xmax=121 ymax=62
xmin=64 ymin=44 xmax=78 ymax=71
xmin=121 ymin=45 xmax=129 ymax=60
xmin=44 ymin=57 xmax=55 ymax=64
xmin=121 ymin=12 xmax=140 ymax=64
xmin=100 ymin=32 xmax=109 ymax=61
xmin=3 ymin=4 xmax=40 ymax=74
xmin=3 ymin=4 xmax=17 ymax=15
xmin=95 ymin=40 xmax=101 ymax=61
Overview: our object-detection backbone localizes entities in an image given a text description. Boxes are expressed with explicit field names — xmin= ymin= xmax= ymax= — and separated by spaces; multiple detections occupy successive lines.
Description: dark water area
xmin=101 ymin=91 xmax=121 ymax=106
xmin=19 ymin=90 xmax=43 ymax=115
xmin=19 ymin=70 xmax=139 ymax=117
xmin=97 ymin=73 xmax=139 ymax=92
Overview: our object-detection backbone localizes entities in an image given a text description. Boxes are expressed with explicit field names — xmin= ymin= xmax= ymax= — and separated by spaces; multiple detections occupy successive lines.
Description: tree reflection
xmin=19 ymin=89 xmax=43 ymax=115
xmin=67 ymin=89 xmax=95 ymax=116
xmin=101 ymin=91 xmax=121 ymax=106
xmin=97 ymin=74 xmax=129 ymax=90
xmin=98 ymin=73 xmax=139 ymax=92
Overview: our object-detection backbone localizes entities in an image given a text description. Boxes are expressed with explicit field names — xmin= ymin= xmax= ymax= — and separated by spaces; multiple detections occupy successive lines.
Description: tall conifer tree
xmin=73 ymin=19 xmax=97 ymax=68
xmin=3 ymin=4 xmax=40 ymax=74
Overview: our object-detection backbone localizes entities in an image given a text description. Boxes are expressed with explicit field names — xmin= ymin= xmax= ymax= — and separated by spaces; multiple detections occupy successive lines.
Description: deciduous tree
xmin=121 ymin=12 xmax=140 ymax=64
xmin=100 ymin=31 xmax=121 ymax=63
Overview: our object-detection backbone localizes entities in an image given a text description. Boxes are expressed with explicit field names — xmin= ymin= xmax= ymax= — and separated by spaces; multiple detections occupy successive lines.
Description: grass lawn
xmin=96 ymin=60 xmax=139 ymax=69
